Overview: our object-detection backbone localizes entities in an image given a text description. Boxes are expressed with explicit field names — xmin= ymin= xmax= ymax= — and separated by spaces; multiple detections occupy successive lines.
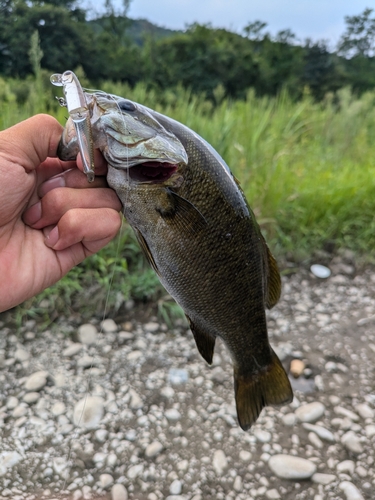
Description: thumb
xmin=0 ymin=114 xmax=63 ymax=171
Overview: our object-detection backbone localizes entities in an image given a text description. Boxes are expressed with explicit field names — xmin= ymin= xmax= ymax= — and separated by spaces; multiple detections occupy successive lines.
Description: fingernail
xmin=45 ymin=226 xmax=59 ymax=248
xmin=39 ymin=175 xmax=66 ymax=197
xmin=25 ymin=202 xmax=42 ymax=225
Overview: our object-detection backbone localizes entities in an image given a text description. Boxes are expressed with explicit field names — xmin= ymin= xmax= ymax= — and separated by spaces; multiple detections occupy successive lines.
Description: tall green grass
xmin=1 ymin=74 xmax=375 ymax=319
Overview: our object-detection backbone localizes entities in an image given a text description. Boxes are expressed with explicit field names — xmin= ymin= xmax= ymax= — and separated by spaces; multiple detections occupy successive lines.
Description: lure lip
xmin=51 ymin=70 xmax=95 ymax=183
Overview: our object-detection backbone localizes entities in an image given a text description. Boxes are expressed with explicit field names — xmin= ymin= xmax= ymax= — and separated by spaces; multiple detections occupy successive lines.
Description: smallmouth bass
xmin=57 ymin=91 xmax=293 ymax=430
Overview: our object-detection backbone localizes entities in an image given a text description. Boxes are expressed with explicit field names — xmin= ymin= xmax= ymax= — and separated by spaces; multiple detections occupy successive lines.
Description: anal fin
xmin=186 ymin=316 xmax=215 ymax=365
xmin=234 ymin=348 xmax=293 ymax=430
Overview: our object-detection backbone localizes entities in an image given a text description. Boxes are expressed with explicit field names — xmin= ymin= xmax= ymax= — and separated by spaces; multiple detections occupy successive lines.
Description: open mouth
xmin=129 ymin=161 xmax=179 ymax=183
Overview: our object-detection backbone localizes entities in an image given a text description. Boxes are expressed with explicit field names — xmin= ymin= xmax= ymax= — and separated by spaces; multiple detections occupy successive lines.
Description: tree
xmin=338 ymin=8 xmax=375 ymax=57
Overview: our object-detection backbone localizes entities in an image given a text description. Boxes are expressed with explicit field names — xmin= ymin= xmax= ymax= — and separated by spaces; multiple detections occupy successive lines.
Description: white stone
xmin=6 ymin=396 xmax=18 ymax=409
xmin=144 ymin=322 xmax=159 ymax=333
xmin=62 ymin=343 xmax=83 ymax=357
xmin=165 ymin=408 xmax=181 ymax=421
xmin=337 ymin=460 xmax=355 ymax=475
xmin=0 ymin=451 xmax=22 ymax=476
xmin=73 ymin=396 xmax=104 ymax=429
xmin=77 ymin=356 xmax=96 ymax=368
xmin=129 ymin=390 xmax=143 ymax=410
xmin=23 ymin=392 xmax=40 ymax=404
xmin=111 ymin=483 xmax=128 ymax=500
xmin=355 ymin=404 xmax=374 ymax=419
xmin=341 ymin=431 xmax=364 ymax=454
xmin=356 ymin=466 xmax=367 ymax=478
xmin=339 ymin=481 xmax=364 ymax=500
xmin=266 ymin=490 xmax=281 ymax=499
xmin=95 ymin=429 xmax=108 ymax=442
xmin=295 ymin=402 xmax=325 ymax=423
xmin=254 ymin=429 xmax=271 ymax=443
xmin=239 ymin=450 xmax=252 ymax=462
xmin=233 ymin=475 xmax=242 ymax=492
xmin=302 ymin=423 xmax=335 ymax=442
xmin=312 ymin=473 xmax=336 ymax=485
xmin=282 ymin=413 xmax=296 ymax=426
xmin=310 ymin=264 xmax=331 ymax=278
xmin=365 ymin=425 xmax=375 ymax=438
xmin=334 ymin=406 xmax=359 ymax=422
xmin=100 ymin=474 xmax=114 ymax=489
xmin=24 ymin=371 xmax=48 ymax=392
xmin=268 ymin=454 xmax=316 ymax=480
xmin=127 ymin=464 xmax=144 ymax=479
xmin=212 ymin=450 xmax=228 ymax=475
xmin=51 ymin=402 xmax=66 ymax=416
xmin=169 ymin=479 xmax=182 ymax=495
xmin=101 ymin=318 xmax=118 ymax=333
xmin=308 ymin=432 xmax=323 ymax=449
xmin=53 ymin=457 xmax=69 ymax=479
xmin=78 ymin=323 xmax=98 ymax=344
xmin=14 ymin=348 xmax=30 ymax=362
xmin=145 ymin=441 xmax=163 ymax=458
xmin=12 ymin=405 xmax=27 ymax=418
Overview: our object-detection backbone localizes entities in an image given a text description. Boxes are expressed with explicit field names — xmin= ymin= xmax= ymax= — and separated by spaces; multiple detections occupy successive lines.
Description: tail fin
xmin=234 ymin=349 xmax=293 ymax=431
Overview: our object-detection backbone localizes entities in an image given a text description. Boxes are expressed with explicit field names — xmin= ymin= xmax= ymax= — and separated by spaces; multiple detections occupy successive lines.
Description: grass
xmin=1 ymin=73 xmax=375 ymax=320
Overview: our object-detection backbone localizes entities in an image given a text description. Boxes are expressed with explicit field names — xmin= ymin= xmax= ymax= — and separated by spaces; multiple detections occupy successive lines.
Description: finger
xmin=38 ymin=168 xmax=109 ymax=198
xmin=44 ymin=208 xmax=122 ymax=257
xmin=0 ymin=115 xmax=64 ymax=171
xmin=76 ymin=149 xmax=108 ymax=175
xmin=23 ymin=187 xmax=122 ymax=228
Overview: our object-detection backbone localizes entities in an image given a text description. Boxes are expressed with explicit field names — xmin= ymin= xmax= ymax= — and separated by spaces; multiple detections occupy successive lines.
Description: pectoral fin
xmin=134 ymin=228 xmax=160 ymax=277
xmin=186 ymin=316 xmax=215 ymax=365
xmin=260 ymin=234 xmax=281 ymax=309
xmin=156 ymin=188 xmax=207 ymax=236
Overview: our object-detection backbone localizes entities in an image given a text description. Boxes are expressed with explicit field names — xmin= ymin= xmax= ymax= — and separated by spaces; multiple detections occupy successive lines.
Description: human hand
xmin=0 ymin=114 xmax=122 ymax=312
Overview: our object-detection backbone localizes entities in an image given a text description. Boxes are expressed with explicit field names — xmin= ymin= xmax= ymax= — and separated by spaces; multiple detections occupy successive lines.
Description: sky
xmin=100 ymin=0 xmax=373 ymax=48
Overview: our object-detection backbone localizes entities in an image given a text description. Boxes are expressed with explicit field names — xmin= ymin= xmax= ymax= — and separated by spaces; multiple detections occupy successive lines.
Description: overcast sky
xmin=102 ymin=0 xmax=373 ymax=48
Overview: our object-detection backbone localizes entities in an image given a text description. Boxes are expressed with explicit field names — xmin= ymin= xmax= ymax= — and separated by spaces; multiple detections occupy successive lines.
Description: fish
xmin=57 ymin=90 xmax=293 ymax=430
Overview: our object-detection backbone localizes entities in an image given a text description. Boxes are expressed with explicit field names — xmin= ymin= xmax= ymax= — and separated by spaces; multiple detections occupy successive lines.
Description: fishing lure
xmin=50 ymin=70 xmax=95 ymax=182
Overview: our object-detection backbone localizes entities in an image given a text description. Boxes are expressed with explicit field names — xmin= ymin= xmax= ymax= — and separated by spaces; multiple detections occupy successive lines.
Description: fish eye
xmin=118 ymin=99 xmax=136 ymax=112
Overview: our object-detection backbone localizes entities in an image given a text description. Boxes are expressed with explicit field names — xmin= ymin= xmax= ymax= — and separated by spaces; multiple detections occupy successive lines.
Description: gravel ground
xmin=0 ymin=257 xmax=375 ymax=500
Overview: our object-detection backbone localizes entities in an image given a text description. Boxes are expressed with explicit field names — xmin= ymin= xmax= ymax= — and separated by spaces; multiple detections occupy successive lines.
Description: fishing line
xmin=62 ymin=88 xmax=132 ymax=494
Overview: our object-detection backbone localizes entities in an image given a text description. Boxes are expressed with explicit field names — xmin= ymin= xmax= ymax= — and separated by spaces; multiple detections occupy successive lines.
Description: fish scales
xmin=57 ymin=92 xmax=293 ymax=430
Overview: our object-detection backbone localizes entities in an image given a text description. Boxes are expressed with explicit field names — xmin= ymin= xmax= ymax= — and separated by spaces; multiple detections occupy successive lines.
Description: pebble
xmin=0 ymin=451 xmax=22 ymax=476
xmin=311 ymin=473 xmax=336 ymax=485
xmin=78 ymin=323 xmax=98 ymax=344
xmin=111 ymin=483 xmax=128 ymax=500
xmin=339 ymin=481 xmax=364 ymax=500
xmin=24 ymin=371 xmax=48 ymax=392
xmin=23 ymin=392 xmax=40 ymax=404
xmin=100 ymin=473 xmax=114 ymax=489
xmin=268 ymin=454 xmax=316 ymax=480
xmin=290 ymin=359 xmax=305 ymax=377
xmin=51 ymin=402 xmax=66 ymax=416
xmin=337 ymin=460 xmax=355 ymax=475
xmin=14 ymin=348 xmax=30 ymax=362
xmin=355 ymin=403 xmax=374 ymax=419
xmin=253 ymin=429 xmax=271 ymax=443
xmin=129 ymin=389 xmax=143 ymax=410
xmin=144 ymin=321 xmax=159 ymax=333
xmin=62 ymin=343 xmax=83 ymax=357
xmin=308 ymin=432 xmax=323 ymax=448
xmin=212 ymin=450 xmax=228 ymax=475
xmin=77 ymin=355 xmax=96 ymax=368
xmin=127 ymin=464 xmax=144 ymax=479
xmin=364 ymin=424 xmax=375 ymax=438
xmin=334 ymin=406 xmax=360 ymax=422
xmin=282 ymin=413 xmax=296 ymax=426
xmin=145 ymin=441 xmax=163 ymax=458
xmin=295 ymin=402 xmax=325 ymax=423
xmin=101 ymin=318 xmax=118 ymax=333
xmin=12 ymin=405 xmax=27 ymax=418
xmin=165 ymin=408 xmax=181 ymax=421
xmin=239 ymin=450 xmax=252 ymax=462
xmin=302 ymin=423 xmax=335 ymax=442
xmin=341 ymin=431 xmax=364 ymax=454
xmin=170 ymin=479 xmax=182 ymax=495
xmin=6 ymin=396 xmax=18 ymax=409
xmin=73 ymin=396 xmax=104 ymax=429
xmin=265 ymin=490 xmax=281 ymax=499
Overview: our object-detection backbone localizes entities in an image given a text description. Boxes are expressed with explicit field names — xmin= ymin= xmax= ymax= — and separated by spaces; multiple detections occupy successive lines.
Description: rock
xmin=127 ymin=464 xmax=144 ymax=479
xmin=253 ymin=429 xmax=271 ymax=443
xmin=355 ymin=403 xmax=374 ymax=419
xmin=290 ymin=359 xmax=305 ymax=378
xmin=111 ymin=484 xmax=128 ymax=500
xmin=62 ymin=343 xmax=83 ymax=357
xmin=73 ymin=396 xmax=104 ymax=429
xmin=266 ymin=490 xmax=281 ymax=499
xmin=101 ymin=318 xmax=118 ymax=333
xmin=168 ymin=368 xmax=189 ymax=385
xmin=295 ymin=402 xmax=325 ymax=423
xmin=239 ymin=450 xmax=252 ymax=462
xmin=310 ymin=264 xmax=331 ymax=278
xmin=302 ymin=423 xmax=335 ymax=442
xmin=53 ymin=457 xmax=69 ymax=479
xmin=100 ymin=473 xmax=114 ymax=489
xmin=233 ymin=475 xmax=242 ymax=492
xmin=334 ymin=406 xmax=359 ymax=422
xmin=77 ymin=355 xmax=97 ymax=368
xmin=145 ymin=441 xmax=163 ymax=458
xmin=12 ymin=405 xmax=27 ymax=418
xmin=144 ymin=321 xmax=159 ymax=333
xmin=24 ymin=371 xmax=48 ymax=392
xmin=51 ymin=402 xmax=66 ymax=416
xmin=339 ymin=481 xmax=364 ymax=500
xmin=268 ymin=454 xmax=316 ymax=480
xmin=312 ymin=473 xmax=336 ymax=485
xmin=341 ymin=431 xmax=363 ymax=454
xmin=169 ymin=479 xmax=182 ymax=495
xmin=165 ymin=408 xmax=181 ymax=421
xmin=212 ymin=450 xmax=228 ymax=475
xmin=78 ymin=323 xmax=98 ymax=344
xmin=95 ymin=429 xmax=108 ymax=443
xmin=282 ymin=413 xmax=296 ymax=426
xmin=356 ymin=466 xmax=367 ymax=478
xmin=0 ymin=451 xmax=22 ymax=476
xmin=308 ymin=432 xmax=323 ymax=449
xmin=337 ymin=460 xmax=355 ymax=475
xmin=6 ymin=396 xmax=18 ymax=409
xmin=14 ymin=348 xmax=30 ymax=362
xmin=364 ymin=424 xmax=375 ymax=438
xmin=129 ymin=389 xmax=143 ymax=410
xmin=23 ymin=392 xmax=40 ymax=404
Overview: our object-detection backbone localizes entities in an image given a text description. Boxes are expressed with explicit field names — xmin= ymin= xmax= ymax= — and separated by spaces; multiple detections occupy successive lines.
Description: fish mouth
xmin=128 ymin=161 xmax=179 ymax=183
